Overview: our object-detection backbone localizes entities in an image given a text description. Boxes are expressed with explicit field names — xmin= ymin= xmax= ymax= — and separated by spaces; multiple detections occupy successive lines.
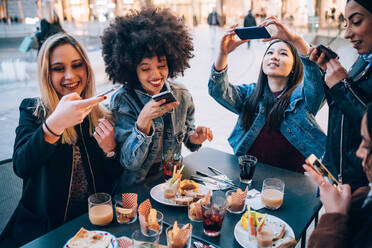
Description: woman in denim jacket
xmin=209 ymin=17 xmax=326 ymax=172
xmin=101 ymin=8 xmax=213 ymax=186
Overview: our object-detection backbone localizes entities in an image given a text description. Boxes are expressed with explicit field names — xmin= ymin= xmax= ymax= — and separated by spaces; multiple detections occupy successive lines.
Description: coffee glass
xmin=238 ymin=155 xmax=257 ymax=185
xmin=162 ymin=152 xmax=183 ymax=181
xmin=261 ymin=178 xmax=285 ymax=210
xmin=88 ymin=193 xmax=113 ymax=226
xmin=201 ymin=196 xmax=226 ymax=237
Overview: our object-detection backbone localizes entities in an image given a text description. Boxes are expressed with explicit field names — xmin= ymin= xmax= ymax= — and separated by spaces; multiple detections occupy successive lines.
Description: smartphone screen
xmin=96 ymin=85 xmax=121 ymax=97
xmin=152 ymin=91 xmax=177 ymax=104
xmin=306 ymin=154 xmax=339 ymax=186
xmin=235 ymin=26 xmax=271 ymax=40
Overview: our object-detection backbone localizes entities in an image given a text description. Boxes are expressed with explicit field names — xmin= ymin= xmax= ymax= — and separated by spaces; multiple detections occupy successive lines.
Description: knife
xmin=208 ymin=166 xmax=233 ymax=182
xmin=195 ymin=171 xmax=239 ymax=189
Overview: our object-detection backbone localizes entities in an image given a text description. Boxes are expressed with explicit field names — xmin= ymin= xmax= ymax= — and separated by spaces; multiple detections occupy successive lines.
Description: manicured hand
xmin=219 ymin=24 xmax=247 ymax=56
xmin=189 ymin=126 xmax=213 ymax=145
xmin=303 ymin=164 xmax=351 ymax=215
xmin=324 ymin=59 xmax=348 ymax=88
xmin=259 ymin=16 xmax=297 ymax=43
xmin=94 ymin=118 xmax=116 ymax=154
xmin=47 ymin=93 xmax=105 ymax=134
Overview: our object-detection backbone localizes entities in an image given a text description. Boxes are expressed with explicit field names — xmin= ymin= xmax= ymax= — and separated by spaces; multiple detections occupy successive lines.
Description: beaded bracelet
xmin=43 ymin=121 xmax=62 ymax=137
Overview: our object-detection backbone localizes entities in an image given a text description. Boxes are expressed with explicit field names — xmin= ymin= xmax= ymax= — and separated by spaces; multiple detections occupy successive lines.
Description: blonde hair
xmin=35 ymin=32 xmax=110 ymax=144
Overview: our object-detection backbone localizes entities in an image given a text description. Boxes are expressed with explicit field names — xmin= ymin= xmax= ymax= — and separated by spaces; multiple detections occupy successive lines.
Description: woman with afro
xmin=101 ymin=7 xmax=213 ymax=187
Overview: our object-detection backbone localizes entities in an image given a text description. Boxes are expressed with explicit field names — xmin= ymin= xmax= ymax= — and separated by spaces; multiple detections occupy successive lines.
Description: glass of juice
xmin=201 ymin=196 xmax=226 ymax=237
xmin=131 ymin=229 xmax=159 ymax=248
xmin=238 ymin=155 xmax=257 ymax=185
xmin=261 ymin=178 xmax=285 ymax=210
xmin=162 ymin=152 xmax=183 ymax=181
xmin=88 ymin=193 xmax=113 ymax=226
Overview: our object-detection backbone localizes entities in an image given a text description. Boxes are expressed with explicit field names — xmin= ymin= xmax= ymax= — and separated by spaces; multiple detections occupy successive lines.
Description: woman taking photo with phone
xmin=0 ymin=33 xmax=123 ymax=247
xmin=310 ymin=0 xmax=372 ymax=191
xmin=208 ymin=17 xmax=326 ymax=173
xmin=305 ymin=102 xmax=372 ymax=248
xmin=101 ymin=8 xmax=213 ymax=187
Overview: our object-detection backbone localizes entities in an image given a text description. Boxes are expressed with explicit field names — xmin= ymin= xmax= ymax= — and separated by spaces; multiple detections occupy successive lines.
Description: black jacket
xmin=0 ymin=98 xmax=123 ymax=247
xmin=243 ymin=13 xmax=257 ymax=27
xmin=324 ymin=56 xmax=371 ymax=191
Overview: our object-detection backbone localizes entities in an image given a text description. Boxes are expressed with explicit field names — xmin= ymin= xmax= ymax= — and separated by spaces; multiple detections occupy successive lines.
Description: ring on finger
xmin=159 ymin=107 xmax=163 ymax=111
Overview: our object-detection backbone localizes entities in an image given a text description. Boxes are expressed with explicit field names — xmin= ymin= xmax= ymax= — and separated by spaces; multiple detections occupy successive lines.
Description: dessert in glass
xmin=88 ymin=193 xmax=113 ymax=226
xmin=226 ymin=187 xmax=248 ymax=214
xmin=166 ymin=221 xmax=192 ymax=248
xmin=188 ymin=191 xmax=211 ymax=221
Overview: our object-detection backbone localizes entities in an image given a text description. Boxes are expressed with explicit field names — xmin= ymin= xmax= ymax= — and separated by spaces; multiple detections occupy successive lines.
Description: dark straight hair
xmin=241 ymin=39 xmax=304 ymax=131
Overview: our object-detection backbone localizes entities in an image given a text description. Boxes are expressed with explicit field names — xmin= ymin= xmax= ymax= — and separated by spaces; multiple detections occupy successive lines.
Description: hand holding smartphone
xmin=234 ymin=24 xmax=277 ymax=40
xmin=305 ymin=154 xmax=339 ymax=186
xmin=152 ymin=91 xmax=177 ymax=105
xmin=316 ymin=45 xmax=338 ymax=61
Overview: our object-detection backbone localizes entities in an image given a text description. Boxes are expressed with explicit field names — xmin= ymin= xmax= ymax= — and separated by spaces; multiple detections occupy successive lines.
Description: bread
xmin=174 ymin=195 xmax=193 ymax=205
xmin=179 ymin=180 xmax=199 ymax=195
xmin=66 ymin=227 xmax=112 ymax=248
xmin=147 ymin=209 xmax=161 ymax=232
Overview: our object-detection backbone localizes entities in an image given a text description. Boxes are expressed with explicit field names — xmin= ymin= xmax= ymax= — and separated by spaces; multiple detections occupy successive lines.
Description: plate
xmin=150 ymin=182 xmax=209 ymax=207
xmin=63 ymin=230 xmax=118 ymax=248
xmin=234 ymin=215 xmax=295 ymax=248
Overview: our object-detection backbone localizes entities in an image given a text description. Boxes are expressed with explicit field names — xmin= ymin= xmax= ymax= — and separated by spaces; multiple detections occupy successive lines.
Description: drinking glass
xmin=225 ymin=189 xmax=246 ymax=214
xmin=188 ymin=198 xmax=203 ymax=222
xmin=166 ymin=223 xmax=192 ymax=248
xmin=201 ymin=196 xmax=226 ymax=237
xmin=139 ymin=211 xmax=164 ymax=237
xmin=162 ymin=152 xmax=183 ymax=181
xmin=261 ymin=178 xmax=285 ymax=210
xmin=238 ymin=155 xmax=257 ymax=185
xmin=115 ymin=200 xmax=137 ymax=224
xmin=256 ymin=225 xmax=274 ymax=248
xmin=131 ymin=229 xmax=159 ymax=248
xmin=88 ymin=193 xmax=113 ymax=226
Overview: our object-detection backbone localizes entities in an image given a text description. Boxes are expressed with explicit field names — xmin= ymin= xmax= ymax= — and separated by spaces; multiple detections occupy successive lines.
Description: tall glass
xmin=261 ymin=178 xmax=285 ymax=210
xmin=201 ymin=196 xmax=226 ymax=237
xmin=162 ymin=152 xmax=183 ymax=181
xmin=238 ymin=155 xmax=257 ymax=185
xmin=131 ymin=229 xmax=159 ymax=248
xmin=88 ymin=193 xmax=113 ymax=226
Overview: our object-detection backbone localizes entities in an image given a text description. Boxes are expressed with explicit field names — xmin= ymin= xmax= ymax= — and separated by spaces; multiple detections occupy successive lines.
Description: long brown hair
xmin=34 ymin=32 xmax=110 ymax=144
xmin=241 ymin=39 xmax=304 ymax=131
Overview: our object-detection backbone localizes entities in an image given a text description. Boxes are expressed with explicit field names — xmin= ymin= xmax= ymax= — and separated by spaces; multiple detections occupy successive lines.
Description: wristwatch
xmin=105 ymin=150 xmax=116 ymax=158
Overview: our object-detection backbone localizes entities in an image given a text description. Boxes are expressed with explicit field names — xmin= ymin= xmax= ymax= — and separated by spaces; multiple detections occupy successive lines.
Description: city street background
xmin=0 ymin=23 xmax=358 ymax=161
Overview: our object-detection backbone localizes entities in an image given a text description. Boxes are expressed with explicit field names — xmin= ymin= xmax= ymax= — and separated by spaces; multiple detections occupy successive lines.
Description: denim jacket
xmin=111 ymin=81 xmax=200 ymax=186
xmin=208 ymin=56 xmax=326 ymax=159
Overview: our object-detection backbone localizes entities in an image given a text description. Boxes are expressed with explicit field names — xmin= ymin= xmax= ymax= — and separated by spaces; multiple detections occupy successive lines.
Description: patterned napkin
xmin=245 ymin=189 xmax=264 ymax=210
xmin=122 ymin=193 xmax=138 ymax=209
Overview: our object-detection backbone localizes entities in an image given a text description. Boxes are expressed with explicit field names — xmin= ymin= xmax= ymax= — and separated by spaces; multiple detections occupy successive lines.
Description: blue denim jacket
xmin=111 ymin=81 xmax=200 ymax=186
xmin=208 ymin=56 xmax=326 ymax=159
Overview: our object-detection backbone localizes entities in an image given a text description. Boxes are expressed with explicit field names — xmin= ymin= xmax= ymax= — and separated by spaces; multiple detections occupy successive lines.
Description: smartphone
xmin=305 ymin=154 xmax=339 ymax=186
xmin=152 ymin=90 xmax=177 ymax=104
xmin=316 ymin=45 xmax=338 ymax=60
xmin=235 ymin=26 xmax=271 ymax=40
xmin=96 ymin=85 xmax=121 ymax=97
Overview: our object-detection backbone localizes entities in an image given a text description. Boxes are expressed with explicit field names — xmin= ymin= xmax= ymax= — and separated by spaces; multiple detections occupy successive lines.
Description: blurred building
xmin=0 ymin=0 xmax=346 ymax=30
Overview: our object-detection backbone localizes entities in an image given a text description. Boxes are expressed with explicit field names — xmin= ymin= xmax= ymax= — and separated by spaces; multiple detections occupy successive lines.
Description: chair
xmin=0 ymin=159 xmax=22 ymax=233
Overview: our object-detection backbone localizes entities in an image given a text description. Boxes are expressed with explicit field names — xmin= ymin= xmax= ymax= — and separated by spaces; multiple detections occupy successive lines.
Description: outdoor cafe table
xmin=22 ymin=147 xmax=321 ymax=248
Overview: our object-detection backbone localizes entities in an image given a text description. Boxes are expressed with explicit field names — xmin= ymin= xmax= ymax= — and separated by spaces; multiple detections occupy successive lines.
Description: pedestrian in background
xmin=207 ymin=7 xmax=220 ymax=49
xmin=35 ymin=12 xmax=64 ymax=52
xmin=243 ymin=10 xmax=257 ymax=48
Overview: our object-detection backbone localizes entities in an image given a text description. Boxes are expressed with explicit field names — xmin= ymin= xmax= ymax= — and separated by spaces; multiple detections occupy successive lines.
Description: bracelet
xmin=43 ymin=120 xmax=62 ymax=137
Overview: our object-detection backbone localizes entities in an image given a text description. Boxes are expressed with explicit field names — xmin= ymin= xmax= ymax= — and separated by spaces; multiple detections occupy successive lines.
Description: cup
xmin=164 ymin=178 xmax=180 ymax=201
xmin=163 ymin=152 xmax=183 ymax=181
xmin=166 ymin=223 xmax=192 ymax=248
xmin=88 ymin=193 xmax=113 ymax=226
xmin=131 ymin=229 xmax=159 ymax=248
xmin=256 ymin=225 xmax=274 ymax=248
xmin=139 ymin=210 xmax=164 ymax=237
xmin=225 ymin=189 xmax=246 ymax=214
xmin=115 ymin=200 xmax=137 ymax=224
xmin=261 ymin=178 xmax=285 ymax=210
xmin=201 ymin=196 xmax=226 ymax=237
xmin=188 ymin=198 xmax=203 ymax=222
xmin=238 ymin=155 xmax=257 ymax=185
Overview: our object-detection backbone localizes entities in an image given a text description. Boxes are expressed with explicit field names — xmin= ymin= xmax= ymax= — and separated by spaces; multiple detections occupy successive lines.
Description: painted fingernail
xmin=103 ymin=96 xmax=107 ymax=99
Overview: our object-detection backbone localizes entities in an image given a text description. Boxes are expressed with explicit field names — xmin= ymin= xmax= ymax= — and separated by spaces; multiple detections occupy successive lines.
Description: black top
xmin=0 ymin=98 xmax=123 ymax=247
xmin=323 ymin=56 xmax=371 ymax=191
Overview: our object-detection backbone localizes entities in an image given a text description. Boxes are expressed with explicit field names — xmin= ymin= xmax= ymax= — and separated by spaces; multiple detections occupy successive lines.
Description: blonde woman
xmin=0 ymin=33 xmax=123 ymax=247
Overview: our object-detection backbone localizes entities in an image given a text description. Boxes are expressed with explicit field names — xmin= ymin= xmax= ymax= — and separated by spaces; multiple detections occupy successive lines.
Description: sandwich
xmin=66 ymin=227 xmax=112 ymax=248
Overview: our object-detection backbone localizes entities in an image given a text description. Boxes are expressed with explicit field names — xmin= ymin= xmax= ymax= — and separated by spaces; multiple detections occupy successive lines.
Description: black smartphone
xmin=96 ymin=85 xmax=121 ymax=97
xmin=316 ymin=45 xmax=338 ymax=60
xmin=305 ymin=154 xmax=339 ymax=186
xmin=152 ymin=91 xmax=177 ymax=104
xmin=234 ymin=26 xmax=271 ymax=40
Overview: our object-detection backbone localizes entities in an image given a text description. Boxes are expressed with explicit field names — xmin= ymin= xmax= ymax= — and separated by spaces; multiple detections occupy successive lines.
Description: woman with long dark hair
xmin=208 ymin=17 xmax=326 ymax=172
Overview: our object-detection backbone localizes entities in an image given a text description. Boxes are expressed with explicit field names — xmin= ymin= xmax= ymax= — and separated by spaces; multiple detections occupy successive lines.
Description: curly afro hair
xmin=101 ymin=7 xmax=194 ymax=87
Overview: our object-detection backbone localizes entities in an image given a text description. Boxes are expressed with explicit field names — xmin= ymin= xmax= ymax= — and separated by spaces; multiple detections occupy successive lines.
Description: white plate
xmin=63 ymin=230 xmax=118 ymax=248
xmin=234 ymin=215 xmax=295 ymax=248
xmin=150 ymin=182 xmax=209 ymax=207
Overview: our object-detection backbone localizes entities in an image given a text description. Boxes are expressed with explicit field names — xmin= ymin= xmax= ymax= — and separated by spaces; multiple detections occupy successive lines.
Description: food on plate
xmin=167 ymin=221 xmax=192 ymax=248
xmin=147 ymin=208 xmax=161 ymax=232
xmin=164 ymin=165 xmax=184 ymax=200
xmin=188 ymin=191 xmax=211 ymax=221
xmin=276 ymin=237 xmax=297 ymax=248
xmin=240 ymin=207 xmax=267 ymax=236
xmin=115 ymin=206 xmax=136 ymax=223
xmin=226 ymin=187 xmax=248 ymax=212
xmin=65 ymin=227 xmax=112 ymax=248
xmin=179 ymin=179 xmax=199 ymax=196
xmin=174 ymin=195 xmax=193 ymax=205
